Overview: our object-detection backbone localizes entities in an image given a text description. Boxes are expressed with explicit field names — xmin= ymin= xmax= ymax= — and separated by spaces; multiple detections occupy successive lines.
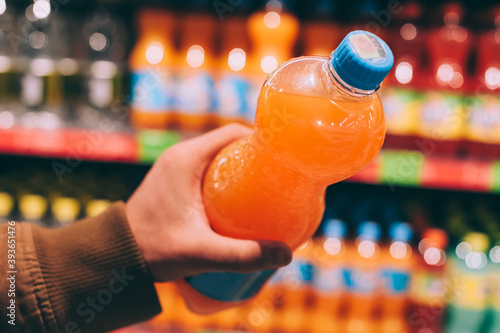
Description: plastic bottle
xmin=379 ymin=222 xmax=414 ymax=333
xmin=381 ymin=2 xmax=425 ymax=150
xmin=79 ymin=5 xmax=127 ymax=128
xmin=311 ymin=218 xmax=347 ymax=333
xmin=246 ymin=0 xmax=300 ymax=124
xmin=409 ymin=228 xmax=448 ymax=333
xmin=175 ymin=0 xmax=217 ymax=132
xmin=129 ymin=7 xmax=176 ymax=129
xmin=0 ymin=1 xmax=21 ymax=121
xmin=446 ymin=233 xmax=490 ymax=333
xmin=215 ymin=8 xmax=252 ymax=127
xmin=19 ymin=1 xmax=64 ymax=130
xmin=465 ymin=6 xmax=500 ymax=158
xmin=343 ymin=221 xmax=382 ymax=333
xmin=302 ymin=0 xmax=343 ymax=57
xmin=418 ymin=3 xmax=471 ymax=155
xmin=488 ymin=243 xmax=500 ymax=333
xmin=176 ymin=30 xmax=393 ymax=314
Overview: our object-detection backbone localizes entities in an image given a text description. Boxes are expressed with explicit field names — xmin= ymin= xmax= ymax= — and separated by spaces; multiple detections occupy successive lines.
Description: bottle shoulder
xmin=264 ymin=56 xmax=378 ymax=103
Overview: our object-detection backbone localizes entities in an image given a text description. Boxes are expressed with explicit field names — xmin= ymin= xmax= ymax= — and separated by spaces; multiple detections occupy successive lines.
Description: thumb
xmin=195 ymin=234 xmax=292 ymax=274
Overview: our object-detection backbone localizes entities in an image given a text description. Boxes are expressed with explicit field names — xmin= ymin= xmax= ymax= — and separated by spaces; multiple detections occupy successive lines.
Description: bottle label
xmin=380 ymin=88 xmax=421 ymax=135
xmin=411 ymin=271 xmax=446 ymax=306
xmin=175 ymin=71 xmax=216 ymax=114
xmin=216 ymin=74 xmax=250 ymax=118
xmin=280 ymin=258 xmax=315 ymax=287
xmin=130 ymin=69 xmax=174 ymax=112
xmin=21 ymin=74 xmax=44 ymax=107
xmin=315 ymin=266 xmax=344 ymax=292
xmin=185 ymin=269 xmax=276 ymax=302
xmin=89 ymin=78 xmax=113 ymax=109
xmin=465 ymin=95 xmax=500 ymax=144
xmin=418 ymin=92 xmax=465 ymax=140
xmin=450 ymin=260 xmax=488 ymax=310
xmin=381 ymin=268 xmax=410 ymax=295
xmin=343 ymin=267 xmax=378 ymax=294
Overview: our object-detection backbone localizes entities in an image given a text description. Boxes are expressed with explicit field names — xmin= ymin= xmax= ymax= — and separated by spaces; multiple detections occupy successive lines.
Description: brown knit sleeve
xmin=0 ymin=201 xmax=162 ymax=333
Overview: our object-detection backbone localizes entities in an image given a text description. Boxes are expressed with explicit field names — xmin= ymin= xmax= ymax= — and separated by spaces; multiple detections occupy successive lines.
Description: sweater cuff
xmin=31 ymin=201 xmax=162 ymax=333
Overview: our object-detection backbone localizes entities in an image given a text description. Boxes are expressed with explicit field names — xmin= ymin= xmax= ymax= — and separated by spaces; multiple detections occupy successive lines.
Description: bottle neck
xmin=326 ymin=54 xmax=378 ymax=98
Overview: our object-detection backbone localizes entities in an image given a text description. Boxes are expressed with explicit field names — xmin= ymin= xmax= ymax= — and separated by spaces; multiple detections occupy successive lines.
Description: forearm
xmin=0 ymin=202 xmax=162 ymax=333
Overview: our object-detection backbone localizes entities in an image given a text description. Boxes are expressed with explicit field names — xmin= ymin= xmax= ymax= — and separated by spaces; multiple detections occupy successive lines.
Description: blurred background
xmin=1 ymin=0 xmax=500 ymax=332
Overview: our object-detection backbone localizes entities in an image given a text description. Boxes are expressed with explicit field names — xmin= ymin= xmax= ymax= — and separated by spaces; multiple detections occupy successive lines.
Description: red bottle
xmin=464 ymin=6 xmax=500 ymax=158
xmin=417 ymin=3 xmax=471 ymax=156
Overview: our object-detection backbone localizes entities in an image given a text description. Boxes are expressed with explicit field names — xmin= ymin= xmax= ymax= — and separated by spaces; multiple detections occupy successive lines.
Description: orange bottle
xmin=216 ymin=14 xmax=252 ymax=127
xmin=302 ymin=0 xmax=343 ymax=57
xmin=311 ymin=219 xmax=348 ymax=333
xmin=175 ymin=2 xmax=217 ymax=132
xmin=245 ymin=0 xmax=300 ymax=124
xmin=344 ymin=221 xmax=382 ymax=333
xmin=129 ymin=8 xmax=176 ymax=130
xmin=176 ymin=30 xmax=393 ymax=314
xmin=379 ymin=223 xmax=414 ymax=333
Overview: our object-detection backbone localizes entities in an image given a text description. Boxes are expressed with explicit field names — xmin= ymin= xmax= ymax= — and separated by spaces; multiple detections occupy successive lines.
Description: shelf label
xmin=380 ymin=150 xmax=424 ymax=186
xmin=138 ymin=130 xmax=180 ymax=164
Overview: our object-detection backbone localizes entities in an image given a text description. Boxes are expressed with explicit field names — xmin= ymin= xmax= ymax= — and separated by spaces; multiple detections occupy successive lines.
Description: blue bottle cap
xmin=389 ymin=222 xmax=413 ymax=243
xmin=331 ymin=30 xmax=394 ymax=91
xmin=322 ymin=219 xmax=347 ymax=238
xmin=358 ymin=221 xmax=381 ymax=241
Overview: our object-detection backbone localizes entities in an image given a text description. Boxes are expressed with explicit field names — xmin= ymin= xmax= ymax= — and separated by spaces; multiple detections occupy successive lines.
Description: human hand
xmin=126 ymin=124 xmax=292 ymax=282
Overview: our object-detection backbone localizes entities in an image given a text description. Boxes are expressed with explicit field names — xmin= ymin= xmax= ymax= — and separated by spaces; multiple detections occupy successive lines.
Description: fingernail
xmin=267 ymin=248 xmax=289 ymax=267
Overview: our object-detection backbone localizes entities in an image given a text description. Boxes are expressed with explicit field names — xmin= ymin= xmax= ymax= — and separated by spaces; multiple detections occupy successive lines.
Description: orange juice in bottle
xmin=129 ymin=7 xmax=176 ymax=129
xmin=175 ymin=0 xmax=217 ymax=132
xmin=176 ymin=30 xmax=394 ymax=313
xmin=246 ymin=0 xmax=300 ymax=124
xmin=216 ymin=10 xmax=252 ymax=127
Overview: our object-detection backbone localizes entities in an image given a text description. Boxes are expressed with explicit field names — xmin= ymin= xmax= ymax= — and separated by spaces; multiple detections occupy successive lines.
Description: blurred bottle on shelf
xmin=51 ymin=197 xmax=80 ymax=227
xmin=311 ymin=218 xmax=347 ymax=333
xmin=382 ymin=2 xmax=425 ymax=150
xmin=215 ymin=5 xmax=252 ymax=127
xmin=379 ymin=222 xmax=414 ymax=333
xmin=279 ymin=240 xmax=315 ymax=333
xmin=129 ymin=7 xmax=176 ymax=130
xmin=246 ymin=0 xmax=299 ymax=123
xmin=18 ymin=194 xmax=48 ymax=226
xmin=175 ymin=0 xmax=217 ymax=132
xmin=79 ymin=5 xmax=127 ymax=129
xmin=465 ymin=6 xmax=500 ymax=159
xmin=19 ymin=0 xmax=64 ymax=130
xmin=344 ymin=221 xmax=382 ymax=333
xmin=446 ymin=233 xmax=490 ymax=333
xmin=0 ymin=0 xmax=21 ymax=125
xmin=410 ymin=228 xmax=448 ymax=333
xmin=418 ymin=3 xmax=470 ymax=155
xmin=302 ymin=0 xmax=342 ymax=57
xmin=488 ymin=244 xmax=500 ymax=333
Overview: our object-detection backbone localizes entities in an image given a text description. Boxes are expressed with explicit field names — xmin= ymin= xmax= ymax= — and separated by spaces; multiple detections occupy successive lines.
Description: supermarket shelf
xmin=1 ymin=127 xmax=500 ymax=193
